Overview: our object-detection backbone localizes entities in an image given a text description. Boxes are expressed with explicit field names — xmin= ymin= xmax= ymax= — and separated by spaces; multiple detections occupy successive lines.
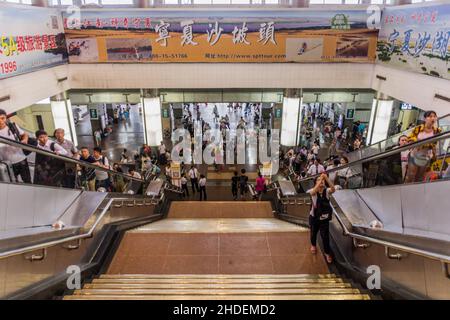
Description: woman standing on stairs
xmin=307 ymin=173 xmax=335 ymax=264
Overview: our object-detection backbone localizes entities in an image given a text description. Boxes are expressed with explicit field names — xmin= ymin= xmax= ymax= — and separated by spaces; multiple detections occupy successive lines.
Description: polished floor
xmin=75 ymin=105 xmax=145 ymax=162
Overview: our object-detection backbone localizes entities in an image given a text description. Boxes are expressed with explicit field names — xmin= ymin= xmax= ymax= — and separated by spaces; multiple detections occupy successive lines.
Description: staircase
xmin=64 ymin=274 xmax=370 ymax=300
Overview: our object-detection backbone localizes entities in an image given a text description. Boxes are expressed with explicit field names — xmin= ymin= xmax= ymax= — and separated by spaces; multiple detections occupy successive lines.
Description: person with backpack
xmin=93 ymin=147 xmax=111 ymax=191
xmin=239 ymin=168 xmax=249 ymax=200
xmin=79 ymin=147 xmax=97 ymax=191
xmin=0 ymin=109 xmax=32 ymax=183
xmin=307 ymin=173 xmax=335 ymax=264
xmin=34 ymin=130 xmax=68 ymax=186
xmin=405 ymin=110 xmax=442 ymax=183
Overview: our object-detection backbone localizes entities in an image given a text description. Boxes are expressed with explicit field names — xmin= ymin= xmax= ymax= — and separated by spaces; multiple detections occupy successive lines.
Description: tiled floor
xmin=108 ymin=231 xmax=329 ymax=275
xmin=131 ymin=218 xmax=307 ymax=233
xmin=167 ymin=201 xmax=274 ymax=218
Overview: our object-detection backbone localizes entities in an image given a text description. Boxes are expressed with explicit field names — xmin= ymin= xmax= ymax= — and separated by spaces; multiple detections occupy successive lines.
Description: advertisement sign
xmin=89 ymin=107 xmax=98 ymax=119
xmin=377 ymin=2 xmax=450 ymax=80
xmin=63 ymin=9 xmax=378 ymax=64
xmin=0 ymin=4 xmax=67 ymax=80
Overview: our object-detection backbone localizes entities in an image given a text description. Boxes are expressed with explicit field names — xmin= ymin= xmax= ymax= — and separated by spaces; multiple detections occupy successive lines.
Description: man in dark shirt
xmin=231 ymin=171 xmax=239 ymax=200
xmin=79 ymin=147 xmax=97 ymax=191
xmin=239 ymin=168 xmax=249 ymax=200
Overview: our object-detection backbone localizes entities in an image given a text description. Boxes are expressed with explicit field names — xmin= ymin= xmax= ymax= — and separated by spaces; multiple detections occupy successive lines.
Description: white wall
xmin=0 ymin=65 xmax=69 ymax=114
xmin=1 ymin=62 xmax=449 ymax=118
xmin=68 ymin=63 xmax=374 ymax=89
xmin=372 ymin=64 xmax=450 ymax=116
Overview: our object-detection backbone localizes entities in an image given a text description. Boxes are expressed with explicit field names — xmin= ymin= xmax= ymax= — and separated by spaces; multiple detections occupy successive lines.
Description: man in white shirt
xmin=311 ymin=143 xmax=320 ymax=156
xmin=93 ymin=147 xmax=111 ymax=191
xmin=307 ymin=159 xmax=325 ymax=176
xmin=0 ymin=109 xmax=31 ymax=183
xmin=188 ymin=165 xmax=200 ymax=194
xmin=158 ymin=141 xmax=166 ymax=155
xmin=34 ymin=130 xmax=68 ymax=186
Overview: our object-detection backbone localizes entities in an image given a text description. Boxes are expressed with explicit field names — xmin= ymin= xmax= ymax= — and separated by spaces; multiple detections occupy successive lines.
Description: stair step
xmin=84 ymin=282 xmax=353 ymax=290
xmin=93 ymin=278 xmax=345 ymax=284
xmin=64 ymin=294 xmax=370 ymax=300
xmin=73 ymin=288 xmax=362 ymax=295
xmin=99 ymin=274 xmax=337 ymax=279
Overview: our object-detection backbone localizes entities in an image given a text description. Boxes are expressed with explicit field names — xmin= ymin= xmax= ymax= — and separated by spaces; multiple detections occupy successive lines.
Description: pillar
xmin=50 ymin=93 xmax=78 ymax=145
xmin=290 ymin=0 xmax=309 ymax=7
xmin=280 ymin=89 xmax=301 ymax=147
xmin=141 ymin=89 xmax=163 ymax=147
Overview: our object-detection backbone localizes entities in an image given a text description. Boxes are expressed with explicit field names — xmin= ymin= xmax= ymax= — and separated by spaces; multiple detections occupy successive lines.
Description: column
xmin=50 ymin=93 xmax=78 ymax=145
xmin=393 ymin=0 xmax=412 ymax=5
xmin=141 ymin=89 xmax=163 ymax=147
xmin=367 ymin=93 xmax=394 ymax=145
xmin=280 ymin=89 xmax=301 ymax=147
xmin=134 ymin=0 xmax=152 ymax=7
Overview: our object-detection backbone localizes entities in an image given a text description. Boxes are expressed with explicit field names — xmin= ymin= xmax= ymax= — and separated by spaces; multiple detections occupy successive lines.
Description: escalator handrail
xmin=0 ymin=198 xmax=162 ymax=260
xmin=331 ymin=203 xmax=450 ymax=266
xmin=297 ymin=130 xmax=450 ymax=184
xmin=0 ymin=135 xmax=145 ymax=183
xmin=347 ymin=113 xmax=450 ymax=160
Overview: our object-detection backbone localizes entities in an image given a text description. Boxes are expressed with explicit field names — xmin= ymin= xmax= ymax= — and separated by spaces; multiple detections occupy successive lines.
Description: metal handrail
xmin=298 ymin=130 xmax=450 ymax=184
xmin=0 ymin=198 xmax=163 ymax=260
xmin=332 ymin=204 xmax=450 ymax=265
xmin=0 ymin=136 xmax=145 ymax=183
xmin=347 ymin=113 xmax=450 ymax=159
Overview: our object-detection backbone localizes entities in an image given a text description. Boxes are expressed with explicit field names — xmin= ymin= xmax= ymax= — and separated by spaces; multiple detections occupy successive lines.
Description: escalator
xmin=274 ymin=130 xmax=450 ymax=299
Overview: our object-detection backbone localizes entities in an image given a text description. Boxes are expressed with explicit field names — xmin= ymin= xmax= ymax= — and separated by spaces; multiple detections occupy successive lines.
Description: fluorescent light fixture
xmin=280 ymin=97 xmax=300 ymax=146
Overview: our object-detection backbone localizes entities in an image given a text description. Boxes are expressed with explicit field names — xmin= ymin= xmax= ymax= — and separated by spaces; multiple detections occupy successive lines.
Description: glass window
xmin=324 ymin=0 xmax=343 ymax=3
xmin=345 ymin=0 xmax=360 ymax=4
xmin=165 ymin=0 xmax=180 ymax=4
xmin=264 ymin=0 xmax=279 ymax=3
xmin=213 ymin=0 xmax=231 ymax=4
xmin=371 ymin=0 xmax=384 ymax=4
xmin=22 ymin=0 xmax=33 ymax=4
xmin=193 ymin=0 xmax=212 ymax=3
xmin=231 ymin=0 xmax=250 ymax=3
xmin=60 ymin=0 xmax=74 ymax=5
xmin=309 ymin=0 xmax=325 ymax=4
xmin=101 ymin=0 xmax=134 ymax=4
xmin=252 ymin=0 xmax=262 ymax=4
xmin=411 ymin=0 xmax=423 ymax=3
xmin=84 ymin=0 xmax=100 ymax=4
xmin=6 ymin=0 xmax=21 ymax=3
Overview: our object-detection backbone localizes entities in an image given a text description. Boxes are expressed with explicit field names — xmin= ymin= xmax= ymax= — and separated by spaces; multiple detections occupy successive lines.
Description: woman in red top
xmin=255 ymin=172 xmax=266 ymax=201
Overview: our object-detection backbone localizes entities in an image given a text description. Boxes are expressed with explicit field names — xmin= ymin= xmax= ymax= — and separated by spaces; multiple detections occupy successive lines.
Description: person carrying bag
xmin=307 ymin=173 xmax=336 ymax=264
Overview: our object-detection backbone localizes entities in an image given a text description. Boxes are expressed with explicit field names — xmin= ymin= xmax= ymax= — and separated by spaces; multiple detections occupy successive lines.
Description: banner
xmin=377 ymin=2 xmax=450 ymax=80
xmin=63 ymin=9 xmax=378 ymax=64
xmin=0 ymin=4 xmax=67 ymax=80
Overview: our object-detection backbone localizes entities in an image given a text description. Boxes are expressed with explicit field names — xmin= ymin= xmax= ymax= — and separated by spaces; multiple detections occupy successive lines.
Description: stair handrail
xmin=296 ymin=130 xmax=450 ymax=184
xmin=0 ymin=135 xmax=145 ymax=183
xmin=331 ymin=203 xmax=450 ymax=278
xmin=0 ymin=197 xmax=162 ymax=260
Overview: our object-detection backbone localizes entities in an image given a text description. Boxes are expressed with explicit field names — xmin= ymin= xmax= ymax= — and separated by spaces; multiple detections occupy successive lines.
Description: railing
xmin=346 ymin=113 xmax=450 ymax=163
xmin=0 ymin=195 xmax=166 ymax=261
xmin=331 ymin=203 xmax=450 ymax=279
xmin=296 ymin=130 xmax=450 ymax=191
xmin=0 ymin=135 xmax=148 ymax=192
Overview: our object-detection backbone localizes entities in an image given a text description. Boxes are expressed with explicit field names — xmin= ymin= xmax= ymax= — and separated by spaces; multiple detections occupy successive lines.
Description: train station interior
xmin=0 ymin=0 xmax=449 ymax=303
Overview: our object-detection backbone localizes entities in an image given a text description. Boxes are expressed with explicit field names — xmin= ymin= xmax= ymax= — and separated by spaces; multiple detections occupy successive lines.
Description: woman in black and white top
xmin=199 ymin=174 xmax=207 ymax=201
xmin=307 ymin=173 xmax=335 ymax=264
